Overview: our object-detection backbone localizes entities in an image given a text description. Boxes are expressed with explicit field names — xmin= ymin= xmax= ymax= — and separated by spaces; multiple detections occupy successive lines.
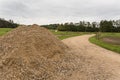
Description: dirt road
xmin=62 ymin=34 xmax=120 ymax=80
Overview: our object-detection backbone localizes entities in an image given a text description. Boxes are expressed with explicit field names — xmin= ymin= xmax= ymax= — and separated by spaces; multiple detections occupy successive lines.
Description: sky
xmin=0 ymin=0 xmax=120 ymax=25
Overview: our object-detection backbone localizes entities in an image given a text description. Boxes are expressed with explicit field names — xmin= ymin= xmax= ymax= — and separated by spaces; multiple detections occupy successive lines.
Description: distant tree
xmin=100 ymin=20 xmax=114 ymax=32
xmin=92 ymin=22 xmax=99 ymax=32
xmin=42 ymin=24 xmax=59 ymax=29
xmin=42 ymin=20 xmax=120 ymax=32
xmin=0 ymin=18 xmax=18 ymax=28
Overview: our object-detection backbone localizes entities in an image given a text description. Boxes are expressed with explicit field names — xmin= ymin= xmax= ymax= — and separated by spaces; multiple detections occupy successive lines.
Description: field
xmin=0 ymin=28 xmax=88 ymax=40
xmin=89 ymin=33 xmax=120 ymax=53
xmin=50 ymin=30 xmax=89 ymax=40
xmin=0 ymin=28 xmax=120 ymax=53
xmin=0 ymin=28 xmax=12 ymax=36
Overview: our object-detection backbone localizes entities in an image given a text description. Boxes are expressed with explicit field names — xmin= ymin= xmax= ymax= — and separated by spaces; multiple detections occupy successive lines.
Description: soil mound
xmin=0 ymin=25 xmax=75 ymax=80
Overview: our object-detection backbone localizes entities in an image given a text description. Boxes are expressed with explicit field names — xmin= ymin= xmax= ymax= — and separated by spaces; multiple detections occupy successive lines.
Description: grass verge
xmin=89 ymin=33 xmax=120 ymax=53
xmin=50 ymin=30 xmax=89 ymax=40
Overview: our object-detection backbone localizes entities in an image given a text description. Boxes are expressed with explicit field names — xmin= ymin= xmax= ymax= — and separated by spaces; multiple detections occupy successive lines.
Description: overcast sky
xmin=0 ymin=0 xmax=120 ymax=25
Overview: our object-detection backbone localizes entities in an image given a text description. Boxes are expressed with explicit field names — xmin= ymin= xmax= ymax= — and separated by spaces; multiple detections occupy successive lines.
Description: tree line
xmin=0 ymin=18 xmax=18 ymax=28
xmin=42 ymin=20 xmax=120 ymax=32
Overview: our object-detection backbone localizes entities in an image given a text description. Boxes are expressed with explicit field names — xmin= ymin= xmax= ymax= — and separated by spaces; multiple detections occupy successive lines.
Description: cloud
xmin=0 ymin=0 xmax=120 ymax=24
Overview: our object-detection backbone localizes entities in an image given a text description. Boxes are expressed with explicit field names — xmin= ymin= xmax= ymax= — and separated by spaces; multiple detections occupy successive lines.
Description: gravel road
xmin=62 ymin=34 xmax=120 ymax=80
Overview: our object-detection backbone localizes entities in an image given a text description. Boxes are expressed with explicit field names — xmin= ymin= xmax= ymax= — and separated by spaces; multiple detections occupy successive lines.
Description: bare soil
xmin=102 ymin=37 xmax=120 ymax=45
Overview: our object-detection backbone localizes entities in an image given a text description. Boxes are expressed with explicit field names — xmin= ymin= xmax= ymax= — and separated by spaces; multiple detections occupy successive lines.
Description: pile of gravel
xmin=0 ymin=25 xmax=76 ymax=80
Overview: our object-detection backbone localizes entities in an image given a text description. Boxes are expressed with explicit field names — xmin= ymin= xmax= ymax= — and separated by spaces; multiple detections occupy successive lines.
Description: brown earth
xmin=102 ymin=37 xmax=120 ymax=45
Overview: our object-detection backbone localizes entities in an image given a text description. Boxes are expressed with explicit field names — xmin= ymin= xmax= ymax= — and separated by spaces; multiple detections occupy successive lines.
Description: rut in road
xmin=62 ymin=34 xmax=120 ymax=80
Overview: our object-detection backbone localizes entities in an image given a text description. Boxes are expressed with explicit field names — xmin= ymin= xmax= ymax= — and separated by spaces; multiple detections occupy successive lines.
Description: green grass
xmin=50 ymin=30 xmax=89 ymax=40
xmin=89 ymin=33 xmax=120 ymax=53
xmin=0 ymin=28 xmax=88 ymax=40
xmin=0 ymin=28 xmax=12 ymax=36
xmin=99 ymin=32 xmax=120 ymax=38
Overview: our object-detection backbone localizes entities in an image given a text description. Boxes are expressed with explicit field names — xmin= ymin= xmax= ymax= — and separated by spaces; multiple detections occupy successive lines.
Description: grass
xmin=99 ymin=32 xmax=120 ymax=38
xmin=0 ymin=28 xmax=12 ymax=36
xmin=0 ymin=28 xmax=88 ymax=40
xmin=89 ymin=33 xmax=120 ymax=53
xmin=50 ymin=30 xmax=89 ymax=40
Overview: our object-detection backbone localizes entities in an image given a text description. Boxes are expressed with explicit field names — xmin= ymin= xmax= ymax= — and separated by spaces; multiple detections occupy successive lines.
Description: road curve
xmin=62 ymin=34 xmax=120 ymax=80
